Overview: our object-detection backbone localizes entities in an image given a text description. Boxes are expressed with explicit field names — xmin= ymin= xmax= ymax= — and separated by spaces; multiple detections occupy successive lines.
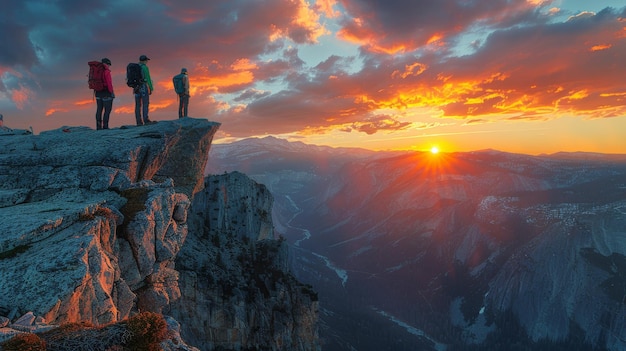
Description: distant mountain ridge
xmin=207 ymin=136 xmax=626 ymax=351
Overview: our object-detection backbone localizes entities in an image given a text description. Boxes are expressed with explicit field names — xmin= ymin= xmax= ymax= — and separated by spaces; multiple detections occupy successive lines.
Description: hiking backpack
xmin=126 ymin=63 xmax=144 ymax=88
xmin=173 ymin=74 xmax=185 ymax=94
xmin=87 ymin=61 xmax=106 ymax=91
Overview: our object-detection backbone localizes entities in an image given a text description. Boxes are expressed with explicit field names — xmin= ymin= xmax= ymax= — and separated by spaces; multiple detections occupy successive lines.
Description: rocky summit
xmin=0 ymin=118 xmax=320 ymax=351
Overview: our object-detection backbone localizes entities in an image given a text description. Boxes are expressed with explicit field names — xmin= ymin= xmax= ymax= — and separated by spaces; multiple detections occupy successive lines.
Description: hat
xmin=139 ymin=55 xmax=150 ymax=61
xmin=181 ymin=68 xmax=188 ymax=74
xmin=101 ymin=58 xmax=112 ymax=65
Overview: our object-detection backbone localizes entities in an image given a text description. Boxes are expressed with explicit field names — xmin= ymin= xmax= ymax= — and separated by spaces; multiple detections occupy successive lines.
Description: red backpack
xmin=88 ymin=61 xmax=106 ymax=91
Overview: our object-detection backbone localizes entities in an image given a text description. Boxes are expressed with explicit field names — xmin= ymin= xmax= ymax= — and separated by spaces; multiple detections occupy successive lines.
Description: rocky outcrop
xmin=172 ymin=172 xmax=320 ymax=350
xmin=0 ymin=118 xmax=319 ymax=350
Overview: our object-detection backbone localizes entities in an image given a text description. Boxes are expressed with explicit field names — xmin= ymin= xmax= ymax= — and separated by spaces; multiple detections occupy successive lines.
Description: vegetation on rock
xmin=0 ymin=312 xmax=168 ymax=351
xmin=1 ymin=333 xmax=46 ymax=351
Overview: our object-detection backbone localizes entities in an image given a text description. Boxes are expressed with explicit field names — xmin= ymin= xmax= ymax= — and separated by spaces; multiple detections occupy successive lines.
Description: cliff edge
xmin=0 ymin=118 xmax=319 ymax=351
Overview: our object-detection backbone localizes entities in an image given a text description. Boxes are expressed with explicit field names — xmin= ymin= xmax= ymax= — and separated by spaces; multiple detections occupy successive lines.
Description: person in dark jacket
xmin=175 ymin=68 xmax=190 ymax=118
xmin=95 ymin=58 xmax=115 ymax=130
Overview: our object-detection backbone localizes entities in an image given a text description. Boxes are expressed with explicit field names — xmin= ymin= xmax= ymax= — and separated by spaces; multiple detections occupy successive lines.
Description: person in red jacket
xmin=95 ymin=58 xmax=115 ymax=130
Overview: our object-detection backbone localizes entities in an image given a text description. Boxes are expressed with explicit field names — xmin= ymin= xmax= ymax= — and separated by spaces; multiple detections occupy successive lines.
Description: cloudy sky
xmin=1 ymin=0 xmax=625 ymax=154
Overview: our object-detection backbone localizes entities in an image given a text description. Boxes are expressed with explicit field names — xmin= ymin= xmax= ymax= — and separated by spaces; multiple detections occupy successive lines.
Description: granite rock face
xmin=171 ymin=172 xmax=320 ymax=351
xmin=0 ymin=118 xmax=319 ymax=350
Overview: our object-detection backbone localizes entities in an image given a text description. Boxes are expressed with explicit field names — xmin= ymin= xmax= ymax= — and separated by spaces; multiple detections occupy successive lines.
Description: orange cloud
xmin=293 ymin=0 xmax=328 ymax=42
xmin=11 ymin=87 xmax=31 ymax=109
xmin=158 ymin=59 xmax=258 ymax=96
xmin=337 ymin=18 xmax=374 ymax=46
xmin=114 ymin=106 xmax=134 ymax=114
xmin=392 ymin=62 xmax=427 ymax=79
xmin=590 ymin=44 xmax=611 ymax=51
xmin=315 ymin=0 xmax=340 ymax=18
xmin=231 ymin=58 xmax=257 ymax=71
xmin=206 ymin=71 xmax=254 ymax=89
xmin=547 ymin=7 xmax=561 ymax=15
xmin=338 ymin=20 xmax=408 ymax=54
xmin=600 ymin=92 xmax=626 ymax=98
xmin=565 ymin=90 xmax=590 ymax=101
xmin=526 ymin=0 xmax=549 ymax=5
xmin=426 ymin=33 xmax=444 ymax=45
xmin=149 ymin=99 xmax=174 ymax=112
xmin=267 ymin=0 xmax=328 ymax=43
xmin=74 ymin=99 xmax=92 ymax=106
xmin=113 ymin=98 xmax=175 ymax=115
xmin=45 ymin=108 xmax=68 ymax=116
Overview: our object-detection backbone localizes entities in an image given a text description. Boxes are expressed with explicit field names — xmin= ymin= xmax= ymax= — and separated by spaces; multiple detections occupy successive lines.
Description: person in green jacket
xmin=134 ymin=54 xmax=155 ymax=125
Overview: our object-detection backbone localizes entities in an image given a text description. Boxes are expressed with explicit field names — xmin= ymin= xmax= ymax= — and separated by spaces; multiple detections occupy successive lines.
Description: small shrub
xmin=39 ymin=321 xmax=95 ymax=343
xmin=126 ymin=312 xmax=168 ymax=351
xmin=1 ymin=333 xmax=46 ymax=351
xmin=39 ymin=321 xmax=131 ymax=351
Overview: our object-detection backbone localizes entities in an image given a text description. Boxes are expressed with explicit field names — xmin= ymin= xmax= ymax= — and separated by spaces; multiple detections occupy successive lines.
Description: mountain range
xmin=206 ymin=136 xmax=626 ymax=351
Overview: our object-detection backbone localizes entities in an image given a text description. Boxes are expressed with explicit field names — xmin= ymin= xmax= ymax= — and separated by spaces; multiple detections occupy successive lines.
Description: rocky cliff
xmin=0 ymin=118 xmax=319 ymax=351
xmin=172 ymin=172 xmax=319 ymax=350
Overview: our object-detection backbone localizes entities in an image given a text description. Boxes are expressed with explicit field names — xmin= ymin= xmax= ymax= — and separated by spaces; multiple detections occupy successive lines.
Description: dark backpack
xmin=126 ymin=63 xmax=144 ymax=88
xmin=173 ymin=74 xmax=185 ymax=94
xmin=88 ymin=61 xmax=106 ymax=91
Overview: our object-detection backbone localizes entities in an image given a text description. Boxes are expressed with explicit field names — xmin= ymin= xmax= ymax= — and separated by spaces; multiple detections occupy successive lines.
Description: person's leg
xmin=178 ymin=95 xmax=183 ymax=118
xmin=134 ymin=93 xmax=143 ymax=125
xmin=102 ymin=98 xmax=113 ymax=129
xmin=143 ymin=92 xmax=150 ymax=123
xmin=95 ymin=98 xmax=104 ymax=130
xmin=182 ymin=95 xmax=189 ymax=117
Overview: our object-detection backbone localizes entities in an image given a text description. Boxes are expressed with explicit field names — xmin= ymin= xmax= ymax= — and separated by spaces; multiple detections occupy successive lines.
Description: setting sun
xmin=430 ymin=146 xmax=440 ymax=154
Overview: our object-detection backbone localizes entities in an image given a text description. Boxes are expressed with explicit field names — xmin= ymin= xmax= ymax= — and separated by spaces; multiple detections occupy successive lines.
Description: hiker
xmin=95 ymin=58 xmax=115 ymax=130
xmin=173 ymin=68 xmax=190 ymax=118
xmin=134 ymin=54 xmax=154 ymax=125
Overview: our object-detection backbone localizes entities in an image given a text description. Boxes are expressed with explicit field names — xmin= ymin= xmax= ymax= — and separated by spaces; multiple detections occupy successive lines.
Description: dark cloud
xmin=0 ymin=22 xmax=38 ymax=67
xmin=336 ymin=0 xmax=545 ymax=52
xmin=349 ymin=115 xmax=412 ymax=134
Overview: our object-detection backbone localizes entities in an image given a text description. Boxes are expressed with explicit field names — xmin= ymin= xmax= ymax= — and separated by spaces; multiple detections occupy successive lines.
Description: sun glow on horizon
xmin=430 ymin=146 xmax=440 ymax=154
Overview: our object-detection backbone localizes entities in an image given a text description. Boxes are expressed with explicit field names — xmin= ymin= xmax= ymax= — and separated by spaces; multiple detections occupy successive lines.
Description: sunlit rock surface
xmin=0 ymin=119 xmax=320 ymax=350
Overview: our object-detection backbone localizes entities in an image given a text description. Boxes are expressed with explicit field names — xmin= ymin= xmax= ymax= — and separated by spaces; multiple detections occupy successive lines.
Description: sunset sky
xmin=1 ymin=0 xmax=625 ymax=155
